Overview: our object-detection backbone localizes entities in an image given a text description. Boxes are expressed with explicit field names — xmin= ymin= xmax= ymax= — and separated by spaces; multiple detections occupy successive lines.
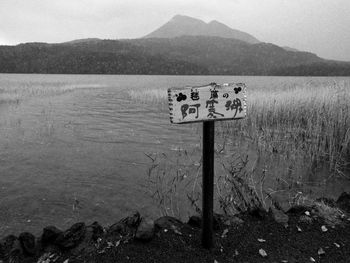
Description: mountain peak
xmin=143 ymin=15 xmax=259 ymax=44
xmin=208 ymin=20 xmax=221 ymax=25
xmin=169 ymin=14 xmax=206 ymax=25
xmin=171 ymin=14 xmax=200 ymax=21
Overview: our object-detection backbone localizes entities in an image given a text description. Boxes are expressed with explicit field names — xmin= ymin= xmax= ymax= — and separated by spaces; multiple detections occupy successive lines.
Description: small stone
xmin=107 ymin=211 xmax=141 ymax=237
xmin=70 ymin=222 xmax=104 ymax=255
xmin=336 ymin=192 xmax=350 ymax=213
xmin=305 ymin=211 xmax=310 ymax=216
xmin=257 ymin=238 xmax=266 ymax=242
xmin=155 ymin=216 xmax=183 ymax=230
xmin=299 ymin=215 xmax=313 ymax=224
xmin=41 ymin=226 xmax=63 ymax=246
xmin=36 ymin=252 xmax=53 ymax=263
xmin=310 ymin=257 xmax=316 ymax=262
xmin=321 ymin=225 xmax=328 ymax=232
xmin=281 ymin=260 xmax=288 ymax=263
xmin=318 ymin=248 xmax=325 ymax=256
xmin=18 ymin=232 xmax=36 ymax=255
xmin=223 ymin=216 xmax=244 ymax=226
xmin=121 ymin=211 xmax=141 ymax=228
xmin=334 ymin=242 xmax=340 ymax=248
xmin=9 ymin=239 xmax=24 ymax=263
xmin=297 ymin=226 xmax=302 ymax=232
xmin=259 ymin=248 xmax=267 ymax=257
xmin=172 ymin=225 xmax=182 ymax=235
xmin=155 ymin=216 xmax=185 ymax=235
xmin=89 ymin=222 xmax=104 ymax=241
xmin=270 ymin=206 xmax=289 ymax=226
xmin=0 ymin=235 xmax=18 ymax=258
xmin=221 ymin=229 xmax=229 ymax=238
xmin=55 ymin=222 xmax=86 ymax=249
xmin=135 ymin=217 xmax=155 ymax=242
xmin=234 ymin=249 xmax=239 ymax=256
xmin=106 ymin=241 xmax=114 ymax=248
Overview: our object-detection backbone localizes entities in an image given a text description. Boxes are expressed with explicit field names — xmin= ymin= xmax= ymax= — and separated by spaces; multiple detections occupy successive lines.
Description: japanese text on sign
xmin=168 ymin=83 xmax=246 ymax=124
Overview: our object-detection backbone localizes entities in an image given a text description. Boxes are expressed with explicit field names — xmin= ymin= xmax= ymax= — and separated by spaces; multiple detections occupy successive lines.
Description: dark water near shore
xmin=0 ymin=74 xmax=349 ymax=236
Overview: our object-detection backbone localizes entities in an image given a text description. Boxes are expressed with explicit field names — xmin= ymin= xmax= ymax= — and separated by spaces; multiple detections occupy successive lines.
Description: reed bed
xmin=126 ymin=88 xmax=168 ymax=104
xmin=128 ymin=79 xmax=350 ymax=176
xmin=235 ymin=80 xmax=350 ymax=175
xmin=0 ymin=81 xmax=85 ymax=105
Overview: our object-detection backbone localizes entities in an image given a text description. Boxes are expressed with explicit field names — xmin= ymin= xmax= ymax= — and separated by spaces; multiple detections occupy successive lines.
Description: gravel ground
xmin=67 ymin=211 xmax=350 ymax=263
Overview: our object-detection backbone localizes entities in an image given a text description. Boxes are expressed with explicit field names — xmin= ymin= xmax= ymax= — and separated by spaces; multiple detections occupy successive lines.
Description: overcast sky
xmin=0 ymin=0 xmax=349 ymax=61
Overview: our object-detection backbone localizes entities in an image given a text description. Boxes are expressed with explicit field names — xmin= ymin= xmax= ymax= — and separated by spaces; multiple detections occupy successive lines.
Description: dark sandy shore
xmin=1 ymin=193 xmax=349 ymax=263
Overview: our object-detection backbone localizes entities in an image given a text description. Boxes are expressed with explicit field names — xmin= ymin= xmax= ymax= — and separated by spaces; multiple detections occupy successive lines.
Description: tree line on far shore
xmin=0 ymin=37 xmax=349 ymax=76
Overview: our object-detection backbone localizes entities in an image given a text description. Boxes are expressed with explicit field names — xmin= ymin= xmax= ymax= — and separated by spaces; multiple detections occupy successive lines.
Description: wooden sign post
xmin=168 ymin=82 xmax=247 ymax=249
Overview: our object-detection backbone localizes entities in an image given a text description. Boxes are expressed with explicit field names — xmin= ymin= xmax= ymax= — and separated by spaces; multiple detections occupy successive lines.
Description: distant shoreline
xmin=1 ymin=72 xmax=350 ymax=77
xmin=1 ymin=37 xmax=349 ymax=76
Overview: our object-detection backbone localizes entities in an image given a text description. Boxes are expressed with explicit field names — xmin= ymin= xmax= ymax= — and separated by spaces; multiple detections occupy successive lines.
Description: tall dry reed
xmin=225 ymin=80 xmax=350 ymax=175
xmin=0 ymin=82 xmax=85 ymax=105
xmin=129 ymin=79 xmax=350 ymax=176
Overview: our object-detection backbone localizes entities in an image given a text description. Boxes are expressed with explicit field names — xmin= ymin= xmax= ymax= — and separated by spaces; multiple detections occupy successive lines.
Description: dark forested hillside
xmin=0 ymin=37 xmax=349 ymax=75
xmin=126 ymin=36 xmax=325 ymax=75
xmin=0 ymin=41 xmax=208 ymax=75
xmin=270 ymin=61 xmax=350 ymax=76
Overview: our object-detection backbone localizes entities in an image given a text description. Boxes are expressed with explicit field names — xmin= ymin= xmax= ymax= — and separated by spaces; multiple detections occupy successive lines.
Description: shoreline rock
xmin=0 ymin=192 xmax=349 ymax=263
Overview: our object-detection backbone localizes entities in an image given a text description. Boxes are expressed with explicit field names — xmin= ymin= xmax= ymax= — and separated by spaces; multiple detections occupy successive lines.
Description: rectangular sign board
xmin=168 ymin=83 xmax=246 ymax=124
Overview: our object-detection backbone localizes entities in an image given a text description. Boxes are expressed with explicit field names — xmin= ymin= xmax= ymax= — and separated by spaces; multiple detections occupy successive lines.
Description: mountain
xmin=1 ymin=36 xmax=348 ymax=76
xmin=270 ymin=61 xmax=350 ymax=76
xmin=0 ymin=14 xmax=349 ymax=76
xmin=63 ymin=38 xmax=102 ymax=44
xmin=143 ymin=15 xmax=260 ymax=44
xmin=282 ymin=46 xmax=300 ymax=52
xmin=126 ymin=36 xmax=324 ymax=75
xmin=0 ymin=41 xmax=208 ymax=74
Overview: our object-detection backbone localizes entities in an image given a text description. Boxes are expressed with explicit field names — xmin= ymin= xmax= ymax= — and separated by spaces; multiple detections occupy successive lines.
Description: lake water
xmin=0 ymin=74 xmax=349 ymax=236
